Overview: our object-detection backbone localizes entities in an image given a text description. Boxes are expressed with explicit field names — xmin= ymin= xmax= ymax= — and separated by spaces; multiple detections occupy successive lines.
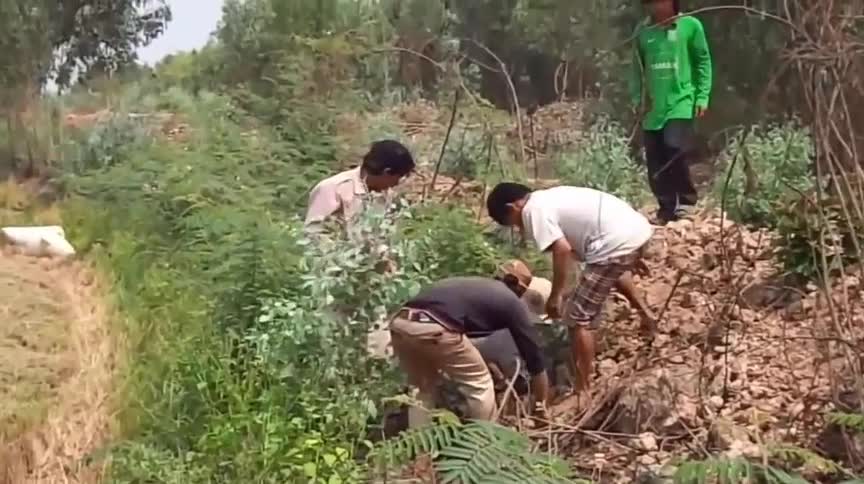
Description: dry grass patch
xmin=0 ymin=251 xmax=117 ymax=484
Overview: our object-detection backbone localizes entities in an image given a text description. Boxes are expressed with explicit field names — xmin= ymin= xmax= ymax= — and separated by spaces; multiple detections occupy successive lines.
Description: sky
xmin=137 ymin=0 xmax=225 ymax=66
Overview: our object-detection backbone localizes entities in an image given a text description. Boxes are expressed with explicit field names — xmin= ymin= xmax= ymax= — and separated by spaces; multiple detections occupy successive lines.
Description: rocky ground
xmin=522 ymin=210 xmax=864 ymax=483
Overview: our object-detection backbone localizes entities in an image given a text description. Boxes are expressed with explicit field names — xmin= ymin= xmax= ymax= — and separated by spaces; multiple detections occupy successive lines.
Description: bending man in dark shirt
xmin=390 ymin=276 xmax=551 ymax=427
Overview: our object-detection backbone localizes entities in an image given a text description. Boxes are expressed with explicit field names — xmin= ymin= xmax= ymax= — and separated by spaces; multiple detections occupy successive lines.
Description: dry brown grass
xmin=0 ymin=250 xmax=117 ymax=483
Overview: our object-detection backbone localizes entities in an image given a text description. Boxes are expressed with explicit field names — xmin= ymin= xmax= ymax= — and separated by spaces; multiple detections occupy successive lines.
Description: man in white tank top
xmin=487 ymin=182 xmax=657 ymax=395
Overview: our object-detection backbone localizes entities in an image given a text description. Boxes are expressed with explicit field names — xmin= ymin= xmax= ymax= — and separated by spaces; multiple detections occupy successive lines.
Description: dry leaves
xmin=539 ymin=209 xmax=863 ymax=482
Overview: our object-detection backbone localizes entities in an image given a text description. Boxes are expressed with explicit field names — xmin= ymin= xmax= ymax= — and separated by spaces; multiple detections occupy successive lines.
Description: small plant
xmin=773 ymin=192 xmax=862 ymax=280
xmin=553 ymin=115 xmax=652 ymax=206
xmin=673 ymin=456 xmax=809 ymax=484
xmin=829 ymin=412 xmax=864 ymax=434
xmin=372 ymin=412 xmax=581 ymax=483
xmin=714 ymin=121 xmax=815 ymax=227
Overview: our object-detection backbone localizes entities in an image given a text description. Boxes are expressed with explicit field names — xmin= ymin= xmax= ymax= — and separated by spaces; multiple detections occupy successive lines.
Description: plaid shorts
xmin=562 ymin=250 xmax=641 ymax=329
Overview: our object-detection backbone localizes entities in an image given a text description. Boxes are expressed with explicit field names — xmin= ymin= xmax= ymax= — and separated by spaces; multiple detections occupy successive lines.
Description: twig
xmin=493 ymin=359 xmax=522 ymax=423
xmin=424 ymin=89 xmax=460 ymax=201
xmin=464 ymin=38 xmax=526 ymax=164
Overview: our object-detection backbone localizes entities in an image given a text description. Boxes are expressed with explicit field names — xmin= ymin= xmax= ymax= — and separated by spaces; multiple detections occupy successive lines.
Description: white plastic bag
xmin=1 ymin=225 xmax=76 ymax=258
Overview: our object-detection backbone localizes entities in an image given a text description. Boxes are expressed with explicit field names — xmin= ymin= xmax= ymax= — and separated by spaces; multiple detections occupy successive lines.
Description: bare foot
xmin=575 ymin=389 xmax=593 ymax=412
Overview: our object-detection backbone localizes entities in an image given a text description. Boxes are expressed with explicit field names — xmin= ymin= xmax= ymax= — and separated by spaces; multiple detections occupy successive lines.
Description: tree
xmin=0 ymin=0 xmax=171 ymax=92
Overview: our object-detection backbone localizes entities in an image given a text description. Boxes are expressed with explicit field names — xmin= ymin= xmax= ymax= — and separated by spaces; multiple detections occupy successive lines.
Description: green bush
xmin=553 ymin=115 xmax=652 ymax=206
xmin=713 ymin=121 xmax=815 ymax=226
xmin=398 ymin=202 xmax=551 ymax=280
xmin=59 ymin=84 xmax=559 ymax=481
xmin=774 ymin=192 xmax=864 ymax=281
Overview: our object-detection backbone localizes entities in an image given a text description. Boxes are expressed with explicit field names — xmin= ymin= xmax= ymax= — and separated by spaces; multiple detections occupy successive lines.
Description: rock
xmin=599 ymin=358 xmax=617 ymax=374
xmin=740 ymin=276 xmax=804 ymax=310
xmin=606 ymin=368 xmax=686 ymax=435
xmin=670 ymin=257 xmax=690 ymax=270
xmin=711 ymin=420 xmax=759 ymax=457
xmin=638 ymin=454 xmax=657 ymax=466
xmin=634 ymin=470 xmax=663 ymax=484
xmin=708 ymin=396 xmax=724 ymax=410
xmin=635 ymin=432 xmax=659 ymax=451
xmin=680 ymin=292 xmax=699 ymax=308
xmin=701 ymin=252 xmax=718 ymax=270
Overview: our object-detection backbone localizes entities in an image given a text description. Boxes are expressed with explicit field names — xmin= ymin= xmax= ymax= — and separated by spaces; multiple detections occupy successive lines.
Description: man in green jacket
xmin=631 ymin=0 xmax=713 ymax=224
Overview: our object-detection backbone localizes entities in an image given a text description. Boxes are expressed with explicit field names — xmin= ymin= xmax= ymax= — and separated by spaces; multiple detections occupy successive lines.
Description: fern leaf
xmin=771 ymin=444 xmax=847 ymax=475
xmin=829 ymin=412 xmax=864 ymax=434
xmin=373 ymin=418 xmax=577 ymax=484
xmin=674 ymin=456 xmax=812 ymax=484
xmin=764 ymin=466 xmax=810 ymax=484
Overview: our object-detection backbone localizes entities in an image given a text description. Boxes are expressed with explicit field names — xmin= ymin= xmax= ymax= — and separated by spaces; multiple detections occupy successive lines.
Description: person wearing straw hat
xmin=473 ymin=259 xmax=553 ymax=392
xmin=495 ymin=259 xmax=553 ymax=318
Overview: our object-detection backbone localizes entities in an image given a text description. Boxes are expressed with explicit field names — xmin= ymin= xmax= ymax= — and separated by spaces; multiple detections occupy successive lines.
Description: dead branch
xmin=424 ymin=89 xmax=460 ymax=201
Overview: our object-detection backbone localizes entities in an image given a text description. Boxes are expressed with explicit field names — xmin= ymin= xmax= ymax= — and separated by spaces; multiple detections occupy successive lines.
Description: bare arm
xmin=530 ymin=372 xmax=550 ymax=407
xmin=548 ymin=237 xmax=573 ymax=302
xmin=690 ymin=18 xmax=713 ymax=113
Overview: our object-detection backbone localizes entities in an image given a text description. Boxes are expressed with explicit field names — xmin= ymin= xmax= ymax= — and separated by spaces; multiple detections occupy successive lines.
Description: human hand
xmin=545 ymin=294 xmax=562 ymax=320
xmin=695 ymin=106 xmax=707 ymax=118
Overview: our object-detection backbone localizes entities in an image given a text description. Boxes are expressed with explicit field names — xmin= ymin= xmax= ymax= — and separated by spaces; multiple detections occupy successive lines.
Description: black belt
xmin=395 ymin=307 xmax=461 ymax=333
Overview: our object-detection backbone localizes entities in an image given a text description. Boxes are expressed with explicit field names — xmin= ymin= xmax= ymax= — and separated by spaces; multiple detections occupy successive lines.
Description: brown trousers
xmin=389 ymin=313 xmax=495 ymax=427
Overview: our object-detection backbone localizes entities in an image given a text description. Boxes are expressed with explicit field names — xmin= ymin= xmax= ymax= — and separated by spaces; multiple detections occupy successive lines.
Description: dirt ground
xmin=0 ymin=249 xmax=116 ymax=484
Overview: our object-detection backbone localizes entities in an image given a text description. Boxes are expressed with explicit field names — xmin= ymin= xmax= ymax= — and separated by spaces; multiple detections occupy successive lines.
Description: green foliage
xmin=771 ymin=445 xmax=850 ymax=477
xmin=714 ymin=121 xmax=815 ymax=227
xmin=0 ymin=0 xmax=170 ymax=90
xmin=66 ymin=114 xmax=152 ymax=174
xmin=829 ymin=413 xmax=864 ymax=434
xmin=398 ymin=204 xmax=499 ymax=280
xmin=59 ymin=87 xmax=390 ymax=482
xmin=398 ymin=203 xmax=549 ymax=281
xmin=57 ymin=81 xmax=559 ymax=482
xmin=673 ymin=456 xmax=809 ymax=484
xmin=773 ymin=191 xmax=863 ymax=281
xmin=553 ymin=115 xmax=651 ymax=206
xmin=373 ymin=414 xmax=579 ymax=483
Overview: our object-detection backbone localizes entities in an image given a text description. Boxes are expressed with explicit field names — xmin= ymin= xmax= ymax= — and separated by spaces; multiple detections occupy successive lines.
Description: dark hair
xmin=641 ymin=0 xmax=680 ymax=13
xmin=486 ymin=182 xmax=532 ymax=225
xmin=362 ymin=140 xmax=415 ymax=176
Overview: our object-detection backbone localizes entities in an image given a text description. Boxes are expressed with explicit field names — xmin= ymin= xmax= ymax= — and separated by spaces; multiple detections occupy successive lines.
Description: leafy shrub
xmin=397 ymin=202 xmax=550 ymax=280
xmin=553 ymin=115 xmax=651 ymax=206
xmin=673 ymin=456 xmax=809 ymax=484
xmin=439 ymin=130 xmax=495 ymax=180
xmin=830 ymin=412 xmax=864 ymax=434
xmin=61 ymin=84 xmax=560 ymax=481
xmin=372 ymin=412 xmax=581 ymax=483
xmin=66 ymin=113 xmax=152 ymax=174
xmin=713 ymin=121 xmax=815 ymax=226
xmin=773 ymin=191 xmax=864 ymax=280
